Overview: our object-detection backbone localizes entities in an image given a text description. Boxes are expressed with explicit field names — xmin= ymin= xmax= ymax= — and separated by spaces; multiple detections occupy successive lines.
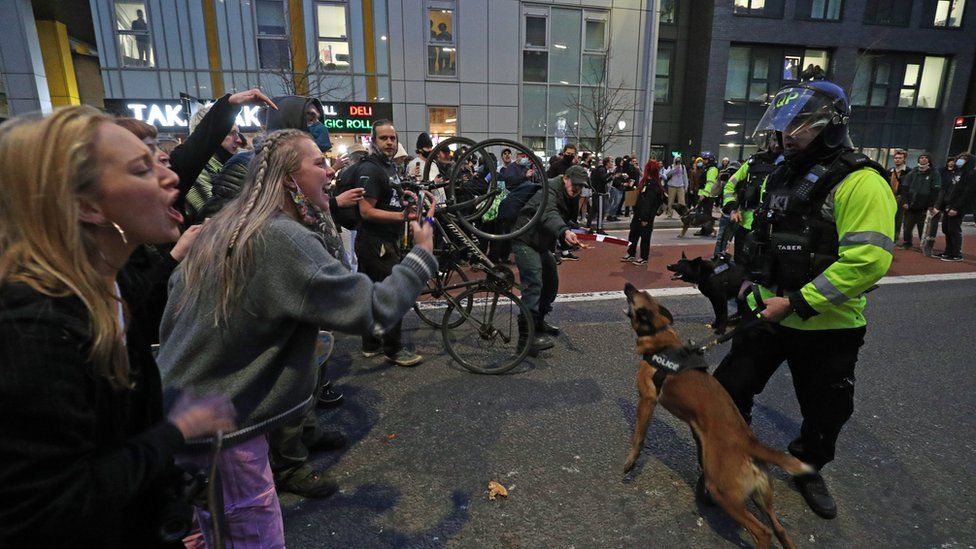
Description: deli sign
xmin=320 ymin=102 xmax=393 ymax=132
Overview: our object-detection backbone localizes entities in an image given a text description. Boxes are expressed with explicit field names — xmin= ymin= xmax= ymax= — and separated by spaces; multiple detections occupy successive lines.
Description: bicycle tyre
xmin=450 ymin=138 xmax=548 ymax=241
xmin=413 ymin=266 xmax=472 ymax=328
xmin=422 ymin=136 xmax=477 ymax=185
xmin=441 ymin=287 xmax=533 ymax=375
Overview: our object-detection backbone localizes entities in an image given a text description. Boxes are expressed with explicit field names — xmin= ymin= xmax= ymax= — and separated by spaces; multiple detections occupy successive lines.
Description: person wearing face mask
xmin=547 ymin=143 xmax=578 ymax=178
xmin=897 ymin=153 xmax=939 ymax=250
xmin=693 ymin=153 xmax=719 ymax=236
xmin=935 ymin=153 xmax=976 ymax=261
xmin=711 ymin=80 xmax=896 ymax=520
xmin=661 ymin=154 xmax=688 ymax=218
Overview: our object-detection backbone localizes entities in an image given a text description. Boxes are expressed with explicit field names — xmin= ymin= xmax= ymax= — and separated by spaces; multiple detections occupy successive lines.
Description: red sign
xmin=349 ymin=105 xmax=373 ymax=117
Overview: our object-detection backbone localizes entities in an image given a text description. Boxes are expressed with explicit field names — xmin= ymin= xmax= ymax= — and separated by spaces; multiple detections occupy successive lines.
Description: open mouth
xmin=166 ymin=205 xmax=184 ymax=225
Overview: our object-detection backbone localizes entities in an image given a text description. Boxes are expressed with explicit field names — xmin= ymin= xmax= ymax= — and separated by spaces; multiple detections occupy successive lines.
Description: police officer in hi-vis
xmin=711 ymin=80 xmax=896 ymax=519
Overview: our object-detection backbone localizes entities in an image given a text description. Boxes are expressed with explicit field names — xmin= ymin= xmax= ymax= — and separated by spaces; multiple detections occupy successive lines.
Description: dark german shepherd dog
xmin=666 ymin=252 xmax=747 ymax=334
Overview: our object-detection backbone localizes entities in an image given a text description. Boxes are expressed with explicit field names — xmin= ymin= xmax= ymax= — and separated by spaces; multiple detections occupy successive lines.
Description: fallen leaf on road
xmin=488 ymin=481 xmax=508 ymax=500
xmin=387 ymin=433 xmax=396 ymax=440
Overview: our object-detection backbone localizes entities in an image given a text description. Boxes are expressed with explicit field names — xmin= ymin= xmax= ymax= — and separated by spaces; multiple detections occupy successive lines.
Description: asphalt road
xmin=282 ymin=278 xmax=976 ymax=548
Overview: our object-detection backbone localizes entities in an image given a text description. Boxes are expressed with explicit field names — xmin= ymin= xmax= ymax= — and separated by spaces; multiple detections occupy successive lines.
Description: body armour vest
xmin=744 ymin=151 xmax=885 ymax=293
xmin=739 ymin=152 xmax=779 ymax=210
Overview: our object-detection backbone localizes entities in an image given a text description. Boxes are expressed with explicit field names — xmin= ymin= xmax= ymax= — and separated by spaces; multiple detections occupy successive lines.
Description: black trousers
xmin=732 ymin=224 xmax=750 ymax=261
xmin=942 ymin=212 xmax=964 ymax=257
xmin=355 ymin=232 xmax=404 ymax=355
xmin=713 ymin=323 xmax=866 ymax=469
xmin=902 ymin=209 xmax=926 ymax=246
xmin=626 ymin=220 xmax=654 ymax=260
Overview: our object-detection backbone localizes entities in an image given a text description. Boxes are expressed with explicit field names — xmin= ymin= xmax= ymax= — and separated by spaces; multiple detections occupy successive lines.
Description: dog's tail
xmin=748 ymin=440 xmax=816 ymax=476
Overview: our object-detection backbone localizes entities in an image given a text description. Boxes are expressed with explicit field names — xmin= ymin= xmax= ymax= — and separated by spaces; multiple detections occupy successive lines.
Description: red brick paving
xmin=552 ymin=235 xmax=976 ymax=295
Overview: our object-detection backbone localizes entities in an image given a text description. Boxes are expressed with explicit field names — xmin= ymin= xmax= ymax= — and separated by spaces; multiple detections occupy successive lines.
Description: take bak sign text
xmin=104 ymin=99 xmax=262 ymax=132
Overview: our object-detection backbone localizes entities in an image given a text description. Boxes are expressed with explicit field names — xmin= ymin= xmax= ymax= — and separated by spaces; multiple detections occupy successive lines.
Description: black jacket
xmin=0 ymin=284 xmax=185 ymax=547
xmin=632 ymin=179 xmax=666 ymax=224
xmin=168 ymin=94 xmax=239 ymax=212
xmin=514 ymin=176 xmax=573 ymax=252
xmin=940 ymin=164 xmax=976 ymax=214
xmin=898 ymin=167 xmax=939 ymax=210
xmin=591 ymin=166 xmax=612 ymax=194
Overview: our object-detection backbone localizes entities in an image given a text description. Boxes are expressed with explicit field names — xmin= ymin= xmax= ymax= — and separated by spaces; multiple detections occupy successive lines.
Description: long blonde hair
xmin=178 ymin=129 xmax=311 ymax=325
xmin=0 ymin=106 xmax=131 ymax=388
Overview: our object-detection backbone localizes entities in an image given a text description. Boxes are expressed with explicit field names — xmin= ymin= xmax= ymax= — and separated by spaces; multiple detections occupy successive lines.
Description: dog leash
xmin=685 ymin=284 xmax=768 ymax=355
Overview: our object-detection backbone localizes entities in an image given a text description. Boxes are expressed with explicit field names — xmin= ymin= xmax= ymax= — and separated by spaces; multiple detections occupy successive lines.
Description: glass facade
xmin=427 ymin=3 xmax=456 ymax=77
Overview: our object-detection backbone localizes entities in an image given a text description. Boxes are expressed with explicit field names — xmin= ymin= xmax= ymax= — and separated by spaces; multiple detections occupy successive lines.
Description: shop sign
xmin=103 ymin=99 xmax=262 ymax=132
xmin=318 ymin=102 xmax=394 ymax=133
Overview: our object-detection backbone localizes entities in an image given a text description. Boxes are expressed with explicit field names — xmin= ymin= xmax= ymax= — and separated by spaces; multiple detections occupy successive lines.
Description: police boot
xmin=518 ymin=314 xmax=553 ymax=357
xmin=793 ymin=471 xmax=837 ymax=519
xmin=536 ymin=314 xmax=560 ymax=336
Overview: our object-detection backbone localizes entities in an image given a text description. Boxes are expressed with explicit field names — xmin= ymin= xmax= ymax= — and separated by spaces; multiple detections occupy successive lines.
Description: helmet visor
xmin=751 ymin=87 xmax=836 ymax=147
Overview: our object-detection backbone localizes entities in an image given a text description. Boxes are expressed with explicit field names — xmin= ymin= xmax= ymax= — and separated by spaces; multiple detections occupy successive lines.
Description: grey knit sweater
xmin=157 ymin=213 xmax=436 ymax=444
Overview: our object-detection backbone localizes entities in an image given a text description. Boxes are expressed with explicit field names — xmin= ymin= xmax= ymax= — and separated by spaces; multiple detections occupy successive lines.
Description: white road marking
xmin=554 ymin=271 xmax=976 ymax=304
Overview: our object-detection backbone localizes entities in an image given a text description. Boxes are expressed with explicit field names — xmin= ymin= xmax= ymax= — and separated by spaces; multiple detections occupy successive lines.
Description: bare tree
xmin=268 ymin=40 xmax=352 ymax=100
xmin=563 ymin=55 xmax=637 ymax=158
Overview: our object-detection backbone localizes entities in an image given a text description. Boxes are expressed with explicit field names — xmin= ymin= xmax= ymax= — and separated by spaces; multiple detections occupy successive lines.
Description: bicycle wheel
xmin=422 ymin=136 xmax=477 ymax=184
xmin=442 ymin=287 xmax=532 ymax=374
xmin=413 ymin=265 xmax=472 ymax=328
xmin=449 ymin=138 xmax=548 ymax=241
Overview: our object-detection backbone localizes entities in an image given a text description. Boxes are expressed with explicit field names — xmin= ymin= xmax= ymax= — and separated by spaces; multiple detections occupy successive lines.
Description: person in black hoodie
xmin=0 ymin=107 xmax=235 ymax=547
xmin=937 ymin=153 xmax=976 ymax=261
xmin=897 ymin=153 xmax=939 ymax=250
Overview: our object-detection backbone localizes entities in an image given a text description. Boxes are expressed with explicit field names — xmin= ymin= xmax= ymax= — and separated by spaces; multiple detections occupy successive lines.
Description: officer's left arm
xmin=707 ymin=167 xmax=719 ymax=194
xmin=789 ymin=170 xmax=897 ymax=319
xmin=723 ymin=163 xmax=750 ymax=213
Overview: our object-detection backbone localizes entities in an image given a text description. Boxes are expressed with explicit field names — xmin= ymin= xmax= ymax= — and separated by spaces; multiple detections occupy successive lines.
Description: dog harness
xmin=641 ymin=347 xmax=709 ymax=392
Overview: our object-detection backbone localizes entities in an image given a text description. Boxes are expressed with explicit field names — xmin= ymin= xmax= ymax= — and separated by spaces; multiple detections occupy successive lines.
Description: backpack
xmin=333 ymin=162 xmax=364 ymax=230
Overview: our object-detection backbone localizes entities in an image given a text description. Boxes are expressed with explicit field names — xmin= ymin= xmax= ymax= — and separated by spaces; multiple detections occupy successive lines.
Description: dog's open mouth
xmin=666 ymin=265 xmax=683 ymax=281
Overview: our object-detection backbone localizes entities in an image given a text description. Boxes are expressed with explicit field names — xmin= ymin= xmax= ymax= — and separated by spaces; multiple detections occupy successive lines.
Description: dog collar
xmin=642 ymin=347 xmax=709 ymax=392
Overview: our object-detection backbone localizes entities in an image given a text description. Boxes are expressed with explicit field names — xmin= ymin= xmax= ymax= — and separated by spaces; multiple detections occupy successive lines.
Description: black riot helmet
xmin=752 ymin=80 xmax=853 ymax=159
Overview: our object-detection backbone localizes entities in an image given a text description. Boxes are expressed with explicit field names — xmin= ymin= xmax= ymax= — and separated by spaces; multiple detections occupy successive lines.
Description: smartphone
xmin=356 ymin=175 xmax=369 ymax=189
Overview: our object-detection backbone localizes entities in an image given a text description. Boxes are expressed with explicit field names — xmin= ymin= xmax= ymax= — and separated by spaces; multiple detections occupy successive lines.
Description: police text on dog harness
xmin=641 ymin=346 xmax=710 ymax=392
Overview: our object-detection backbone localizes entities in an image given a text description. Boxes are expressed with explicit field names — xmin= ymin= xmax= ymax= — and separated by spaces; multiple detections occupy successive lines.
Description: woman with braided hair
xmin=156 ymin=129 xmax=437 ymax=545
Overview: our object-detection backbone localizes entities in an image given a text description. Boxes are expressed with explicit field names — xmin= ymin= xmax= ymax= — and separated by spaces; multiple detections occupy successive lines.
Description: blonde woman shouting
xmin=157 ymin=129 xmax=436 ymax=546
xmin=0 ymin=107 xmax=235 ymax=547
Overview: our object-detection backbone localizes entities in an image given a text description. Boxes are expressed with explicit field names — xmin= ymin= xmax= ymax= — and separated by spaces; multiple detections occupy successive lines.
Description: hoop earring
xmin=108 ymin=221 xmax=128 ymax=244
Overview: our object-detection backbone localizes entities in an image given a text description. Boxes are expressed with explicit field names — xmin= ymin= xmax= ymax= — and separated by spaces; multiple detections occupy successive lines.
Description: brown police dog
xmin=623 ymin=282 xmax=813 ymax=549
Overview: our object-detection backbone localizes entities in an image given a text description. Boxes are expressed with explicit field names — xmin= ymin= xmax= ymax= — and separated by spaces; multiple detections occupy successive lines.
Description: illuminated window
xmin=428 ymin=106 xmax=457 ymax=139
xmin=427 ymin=3 xmax=456 ymax=77
xmin=256 ymin=0 xmax=289 ymax=70
xmin=899 ymin=56 xmax=947 ymax=108
xmin=733 ymin=0 xmax=785 ymax=17
xmin=114 ymin=1 xmax=154 ymax=67
xmin=933 ymin=0 xmax=966 ymax=26
xmin=316 ymin=3 xmax=350 ymax=72
xmin=660 ymin=0 xmax=677 ymax=23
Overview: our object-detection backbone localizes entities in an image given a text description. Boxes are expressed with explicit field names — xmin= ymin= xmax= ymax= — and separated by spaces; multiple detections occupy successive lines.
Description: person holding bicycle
xmin=511 ymin=165 xmax=588 ymax=356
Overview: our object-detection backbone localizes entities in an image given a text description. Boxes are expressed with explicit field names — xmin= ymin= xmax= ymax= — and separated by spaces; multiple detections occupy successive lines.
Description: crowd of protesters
xmin=0 ymin=83 xmax=973 ymax=547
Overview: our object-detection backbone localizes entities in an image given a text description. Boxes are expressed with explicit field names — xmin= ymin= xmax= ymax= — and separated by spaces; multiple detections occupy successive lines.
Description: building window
xmin=582 ymin=13 xmax=608 ymax=86
xmin=523 ymin=13 xmax=548 ymax=82
xmin=0 ymin=79 xmax=8 ymax=118
xmin=316 ymin=3 xmax=350 ymax=72
xmin=864 ymin=0 xmax=913 ymax=26
xmin=809 ymin=0 xmax=843 ymax=19
xmin=727 ymin=46 xmax=831 ymax=100
xmin=932 ymin=0 xmax=966 ymax=26
xmin=655 ymin=44 xmax=673 ymax=103
xmin=550 ymin=8 xmax=582 ymax=85
xmin=427 ymin=3 xmax=456 ymax=77
xmin=114 ymin=1 xmax=154 ymax=67
xmin=733 ymin=0 xmax=785 ymax=18
xmin=660 ymin=0 xmax=677 ymax=23
xmin=899 ymin=56 xmax=948 ymax=107
xmin=428 ymin=106 xmax=457 ymax=140
xmin=256 ymin=0 xmax=289 ymax=70
xmin=852 ymin=57 xmax=892 ymax=106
